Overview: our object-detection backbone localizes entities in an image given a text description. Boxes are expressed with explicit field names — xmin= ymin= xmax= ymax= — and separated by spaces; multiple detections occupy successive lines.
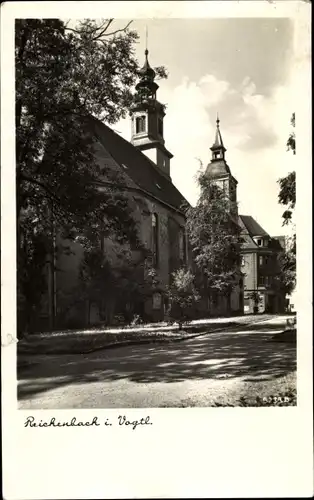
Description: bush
xmin=166 ymin=268 xmax=200 ymax=329
xmin=130 ymin=314 xmax=143 ymax=326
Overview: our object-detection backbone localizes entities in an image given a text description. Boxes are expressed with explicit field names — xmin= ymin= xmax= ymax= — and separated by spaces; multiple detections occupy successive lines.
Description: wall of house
xmin=230 ymin=285 xmax=240 ymax=312
xmin=242 ymin=252 xmax=257 ymax=291
xmin=242 ymin=246 xmax=287 ymax=314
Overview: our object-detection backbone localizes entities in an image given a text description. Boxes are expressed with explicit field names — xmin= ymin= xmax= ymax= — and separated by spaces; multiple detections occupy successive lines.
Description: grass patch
xmin=17 ymin=322 xmax=238 ymax=356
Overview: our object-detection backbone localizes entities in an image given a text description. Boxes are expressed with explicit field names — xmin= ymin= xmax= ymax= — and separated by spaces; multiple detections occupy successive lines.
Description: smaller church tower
xmin=205 ymin=115 xmax=238 ymax=217
xmin=130 ymin=49 xmax=173 ymax=178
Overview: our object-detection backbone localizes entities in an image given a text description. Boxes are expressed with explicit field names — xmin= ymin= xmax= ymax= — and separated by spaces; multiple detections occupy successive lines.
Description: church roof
xmin=211 ymin=125 xmax=225 ymax=151
xmin=205 ymin=116 xmax=231 ymax=179
xmin=210 ymin=115 xmax=226 ymax=152
xmin=205 ymin=159 xmax=231 ymax=178
xmin=138 ymin=49 xmax=156 ymax=81
xmin=89 ymin=116 xmax=187 ymax=213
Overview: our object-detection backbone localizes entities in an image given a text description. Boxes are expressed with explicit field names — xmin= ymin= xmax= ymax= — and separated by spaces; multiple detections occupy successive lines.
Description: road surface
xmin=18 ymin=315 xmax=296 ymax=408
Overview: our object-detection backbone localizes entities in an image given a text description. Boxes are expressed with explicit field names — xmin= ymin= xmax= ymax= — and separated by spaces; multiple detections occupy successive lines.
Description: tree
xmin=166 ymin=268 xmax=200 ymax=330
xmin=185 ymin=170 xmax=243 ymax=313
xmin=273 ymin=235 xmax=296 ymax=297
xmin=16 ymin=19 xmax=167 ymax=331
xmin=277 ymin=113 xmax=296 ymax=297
xmin=286 ymin=112 xmax=295 ymax=155
xmin=278 ymin=113 xmax=296 ymax=225
xmin=77 ymin=243 xmax=159 ymax=326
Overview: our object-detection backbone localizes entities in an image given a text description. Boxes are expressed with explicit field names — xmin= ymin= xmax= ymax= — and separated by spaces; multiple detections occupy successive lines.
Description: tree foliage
xmin=16 ymin=18 xmax=149 ymax=243
xmin=77 ymin=242 xmax=159 ymax=325
xmin=166 ymin=268 xmax=200 ymax=329
xmin=286 ymin=112 xmax=295 ymax=155
xmin=276 ymin=114 xmax=296 ymax=297
xmin=278 ymin=113 xmax=296 ymax=225
xmin=278 ymin=171 xmax=296 ymax=225
xmin=273 ymin=235 xmax=296 ymax=296
xmin=185 ymin=171 xmax=243 ymax=305
xmin=16 ymin=18 xmax=167 ymax=330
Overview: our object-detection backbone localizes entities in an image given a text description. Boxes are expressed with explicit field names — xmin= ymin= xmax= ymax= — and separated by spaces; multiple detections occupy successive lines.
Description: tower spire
xmin=130 ymin=39 xmax=172 ymax=178
xmin=135 ymin=37 xmax=159 ymax=101
xmin=210 ymin=113 xmax=226 ymax=160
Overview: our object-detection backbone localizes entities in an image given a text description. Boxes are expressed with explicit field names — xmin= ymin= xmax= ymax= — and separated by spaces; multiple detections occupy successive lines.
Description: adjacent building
xmin=239 ymin=216 xmax=286 ymax=314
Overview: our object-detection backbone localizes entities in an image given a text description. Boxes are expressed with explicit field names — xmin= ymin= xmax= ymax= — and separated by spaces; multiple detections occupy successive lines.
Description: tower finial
xmin=145 ymin=26 xmax=148 ymax=58
xmin=216 ymin=112 xmax=220 ymax=127
xmin=135 ymin=31 xmax=158 ymax=99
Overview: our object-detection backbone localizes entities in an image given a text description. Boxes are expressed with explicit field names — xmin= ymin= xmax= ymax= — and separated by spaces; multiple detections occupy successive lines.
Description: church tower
xmin=130 ymin=49 xmax=173 ymax=178
xmin=205 ymin=115 xmax=238 ymax=217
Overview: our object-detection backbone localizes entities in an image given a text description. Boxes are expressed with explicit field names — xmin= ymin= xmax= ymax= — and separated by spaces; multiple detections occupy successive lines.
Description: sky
xmin=114 ymin=18 xmax=297 ymax=237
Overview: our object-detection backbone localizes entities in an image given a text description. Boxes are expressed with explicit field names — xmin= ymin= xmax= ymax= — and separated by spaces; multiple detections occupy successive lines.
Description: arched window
xmin=151 ymin=213 xmax=159 ymax=267
xmin=179 ymin=228 xmax=187 ymax=265
xmin=136 ymin=115 xmax=146 ymax=134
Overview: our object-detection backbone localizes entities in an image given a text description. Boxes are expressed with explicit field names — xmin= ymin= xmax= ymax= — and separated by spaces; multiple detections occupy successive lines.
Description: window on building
xmin=158 ymin=117 xmax=163 ymax=136
xmin=151 ymin=213 xmax=159 ymax=268
xmin=259 ymin=276 xmax=265 ymax=286
xmin=259 ymin=255 xmax=263 ymax=266
xmin=230 ymin=184 xmax=236 ymax=202
xmin=257 ymin=238 xmax=262 ymax=246
xmin=179 ymin=228 xmax=187 ymax=265
xmin=265 ymin=276 xmax=271 ymax=286
xmin=135 ymin=115 xmax=146 ymax=134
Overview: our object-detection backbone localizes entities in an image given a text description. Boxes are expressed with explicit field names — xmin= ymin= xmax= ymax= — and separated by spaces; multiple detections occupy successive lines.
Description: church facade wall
xmin=41 ymin=190 xmax=189 ymax=329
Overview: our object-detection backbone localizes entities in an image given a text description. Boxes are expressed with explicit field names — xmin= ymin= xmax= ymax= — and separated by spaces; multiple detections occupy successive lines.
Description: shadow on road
xmin=18 ymin=321 xmax=296 ymax=400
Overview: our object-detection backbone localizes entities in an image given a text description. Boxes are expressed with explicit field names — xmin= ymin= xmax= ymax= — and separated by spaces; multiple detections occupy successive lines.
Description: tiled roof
xmin=89 ymin=116 xmax=188 ymax=213
xmin=239 ymin=215 xmax=269 ymax=238
xmin=238 ymin=216 xmax=258 ymax=249
xmin=239 ymin=215 xmax=284 ymax=252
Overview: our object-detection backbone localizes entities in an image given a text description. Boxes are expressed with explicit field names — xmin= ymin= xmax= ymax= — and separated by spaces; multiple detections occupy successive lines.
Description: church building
xmin=44 ymin=49 xmax=190 ymax=329
xmin=39 ymin=49 xmax=285 ymax=330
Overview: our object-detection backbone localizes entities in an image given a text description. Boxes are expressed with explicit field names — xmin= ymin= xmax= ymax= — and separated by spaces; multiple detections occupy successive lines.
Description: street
xmin=18 ymin=315 xmax=296 ymax=408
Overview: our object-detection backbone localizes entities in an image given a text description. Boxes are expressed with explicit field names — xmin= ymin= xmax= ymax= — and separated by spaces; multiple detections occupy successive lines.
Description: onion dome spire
xmin=135 ymin=48 xmax=159 ymax=99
